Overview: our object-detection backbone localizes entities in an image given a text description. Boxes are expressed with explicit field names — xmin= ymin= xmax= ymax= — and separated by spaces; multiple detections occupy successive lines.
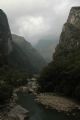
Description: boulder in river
xmin=7 ymin=105 xmax=29 ymax=120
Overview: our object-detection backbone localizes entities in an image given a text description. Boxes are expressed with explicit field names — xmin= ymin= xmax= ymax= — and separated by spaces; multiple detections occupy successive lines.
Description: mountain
xmin=54 ymin=7 xmax=80 ymax=64
xmin=35 ymin=37 xmax=58 ymax=63
xmin=0 ymin=9 xmax=12 ymax=66
xmin=39 ymin=7 xmax=80 ymax=100
xmin=0 ymin=9 xmax=47 ymax=104
xmin=11 ymin=34 xmax=46 ymax=73
xmin=0 ymin=9 xmax=46 ymax=73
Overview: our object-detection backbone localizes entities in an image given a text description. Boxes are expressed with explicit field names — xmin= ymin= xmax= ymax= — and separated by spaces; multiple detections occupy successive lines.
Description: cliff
xmin=54 ymin=7 xmax=80 ymax=64
xmin=0 ymin=9 xmax=12 ymax=66
xmin=67 ymin=7 xmax=80 ymax=29
xmin=39 ymin=7 xmax=80 ymax=99
xmin=10 ymin=35 xmax=46 ymax=73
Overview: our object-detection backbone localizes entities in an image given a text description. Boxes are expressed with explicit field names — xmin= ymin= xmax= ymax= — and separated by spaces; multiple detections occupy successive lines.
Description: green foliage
xmin=0 ymin=66 xmax=29 ymax=104
xmin=38 ymin=47 xmax=80 ymax=100
xmin=35 ymin=38 xmax=58 ymax=63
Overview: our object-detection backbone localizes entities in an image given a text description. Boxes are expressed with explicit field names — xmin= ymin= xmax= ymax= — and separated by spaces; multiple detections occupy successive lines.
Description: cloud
xmin=0 ymin=0 xmax=80 ymax=44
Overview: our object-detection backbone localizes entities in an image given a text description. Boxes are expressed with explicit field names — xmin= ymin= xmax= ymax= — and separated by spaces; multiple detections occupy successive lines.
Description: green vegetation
xmin=38 ymin=12 xmax=80 ymax=101
xmin=0 ymin=66 xmax=29 ymax=104
xmin=35 ymin=37 xmax=58 ymax=63
xmin=38 ymin=50 xmax=80 ymax=100
xmin=11 ymin=34 xmax=46 ymax=73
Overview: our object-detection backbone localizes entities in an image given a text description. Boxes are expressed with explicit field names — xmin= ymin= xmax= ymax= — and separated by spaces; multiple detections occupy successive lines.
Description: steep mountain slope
xmin=0 ymin=10 xmax=33 ymax=104
xmin=54 ymin=7 xmax=80 ymax=64
xmin=8 ymin=41 xmax=34 ymax=73
xmin=11 ymin=34 xmax=46 ymax=73
xmin=0 ymin=9 xmax=13 ymax=104
xmin=0 ymin=9 xmax=46 ymax=73
xmin=35 ymin=37 xmax=58 ymax=63
xmin=39 ymin=7 xmax=80 ymax=99
xmin=0 ymin=9 xmax=12 ymax=66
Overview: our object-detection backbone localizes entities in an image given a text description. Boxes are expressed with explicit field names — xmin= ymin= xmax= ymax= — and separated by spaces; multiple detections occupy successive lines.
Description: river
xmin=17 ymin=92 xmax=78 ymax=120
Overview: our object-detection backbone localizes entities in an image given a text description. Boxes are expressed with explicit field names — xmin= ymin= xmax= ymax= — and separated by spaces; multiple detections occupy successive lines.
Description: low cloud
xmin=0 ymin=0 xmax=80 ymax=44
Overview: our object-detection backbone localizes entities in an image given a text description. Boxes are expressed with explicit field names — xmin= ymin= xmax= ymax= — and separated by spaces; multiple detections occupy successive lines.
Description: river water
xmin=17 ymin=93 xmax=76 ymax=120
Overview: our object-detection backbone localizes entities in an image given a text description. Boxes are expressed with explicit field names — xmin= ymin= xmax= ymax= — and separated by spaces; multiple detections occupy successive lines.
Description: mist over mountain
xmin=35 ymin=37 xmax=58 ymax=63
xmin=11 ymin=34 xmax=46 ymax=73
xmin=0 ymin=9 xmax=46 ymax=74
xmin=0 ymin=9 xmax=46 ymax=106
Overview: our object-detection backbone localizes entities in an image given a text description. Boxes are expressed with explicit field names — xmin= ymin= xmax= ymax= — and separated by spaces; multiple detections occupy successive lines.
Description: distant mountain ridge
xmin=39 ymin=7 xmax=80 ymax=100
xmin=35 ymin=38 xmax=58 ymax=63
xmin=11 ymin=34 xmax=46 ymax=73
xmin=0 ymin=9 xmax=12 ymax=66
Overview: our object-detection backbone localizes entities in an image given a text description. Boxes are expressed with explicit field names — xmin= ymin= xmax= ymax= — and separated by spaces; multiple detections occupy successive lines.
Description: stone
xmin=54 ymin=7 xmax=80 ymax=63
xmin=7 ymin=105 xmax=29 ymax=120
xmin=67 ymin=7 xmax=80 ymax=29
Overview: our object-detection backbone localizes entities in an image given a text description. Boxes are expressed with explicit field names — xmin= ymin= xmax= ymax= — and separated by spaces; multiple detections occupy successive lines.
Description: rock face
xmin=54 ymin=7 xmax=80 ymax=63
xmin=39 ymin=7 xmax=80 ymax=98
xmin=0 ymin=9 xmax=12 ymax=66
xmin=7 ymin=105 xmax=29 ymax=120
xmin=67 ymin=7 xmax=80 ymax=29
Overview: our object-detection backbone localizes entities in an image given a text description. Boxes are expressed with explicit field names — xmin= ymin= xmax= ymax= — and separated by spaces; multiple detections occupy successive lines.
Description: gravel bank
xmin=36 ymin=93 xmax=80 ymax=112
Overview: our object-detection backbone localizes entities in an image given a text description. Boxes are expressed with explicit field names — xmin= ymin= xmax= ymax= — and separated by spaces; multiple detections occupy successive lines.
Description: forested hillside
xmin=38 ymin=7 xmax=80 ymax=100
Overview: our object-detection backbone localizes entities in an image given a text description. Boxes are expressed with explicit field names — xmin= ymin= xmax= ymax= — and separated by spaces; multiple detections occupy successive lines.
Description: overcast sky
xmin=0 ymin=0 xmax=80 ymax=44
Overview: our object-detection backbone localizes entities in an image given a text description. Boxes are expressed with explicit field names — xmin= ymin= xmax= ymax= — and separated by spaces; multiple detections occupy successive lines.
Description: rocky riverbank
xmin=7 ymin=105 xmax=29 ymax=120
xmin=0 ymin=92 xmax=29 ymax=120
xmin=14 ymin=86 xmax=80 ymax=113
xmin=35 ymin=93 xmax=80 ymax=112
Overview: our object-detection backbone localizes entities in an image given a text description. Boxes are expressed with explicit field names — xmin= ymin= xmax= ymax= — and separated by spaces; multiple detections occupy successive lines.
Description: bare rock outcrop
xmin=7 ymin=105 xmax=29 ymax=120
